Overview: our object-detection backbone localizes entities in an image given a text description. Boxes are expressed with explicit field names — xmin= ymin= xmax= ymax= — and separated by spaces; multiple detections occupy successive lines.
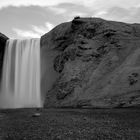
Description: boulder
xmin=41 ymin=17 xmax=140 ymax=108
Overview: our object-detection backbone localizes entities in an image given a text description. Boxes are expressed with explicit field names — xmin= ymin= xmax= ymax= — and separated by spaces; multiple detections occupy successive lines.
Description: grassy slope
xmin=0 ymin=108 xmax=140 ymax=140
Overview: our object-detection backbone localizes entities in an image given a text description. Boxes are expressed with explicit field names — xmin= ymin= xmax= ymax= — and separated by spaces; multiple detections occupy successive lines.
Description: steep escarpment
xmin=0 ymin=33 xmax=9 ymax=79
xmin=41 ymin=17 xmax=140 ymax=108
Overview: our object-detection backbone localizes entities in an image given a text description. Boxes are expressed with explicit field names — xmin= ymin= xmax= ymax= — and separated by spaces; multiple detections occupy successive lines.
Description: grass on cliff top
xmin=0 ymin=108 xmax=140 ymax=140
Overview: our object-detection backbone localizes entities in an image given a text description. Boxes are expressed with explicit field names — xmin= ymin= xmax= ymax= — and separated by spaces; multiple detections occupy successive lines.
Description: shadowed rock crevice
xmin=0 ymin=33 xmax=9 ymax=80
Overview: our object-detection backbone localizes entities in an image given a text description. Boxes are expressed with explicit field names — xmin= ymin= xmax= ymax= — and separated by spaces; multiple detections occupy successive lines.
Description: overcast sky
xmin=0 ymin=0 xmax=140 ymax=38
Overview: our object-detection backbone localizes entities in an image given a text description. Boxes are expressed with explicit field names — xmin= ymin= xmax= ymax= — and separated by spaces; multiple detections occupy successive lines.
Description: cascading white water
xmin=0 ymin=38 xmax=42 ymax=108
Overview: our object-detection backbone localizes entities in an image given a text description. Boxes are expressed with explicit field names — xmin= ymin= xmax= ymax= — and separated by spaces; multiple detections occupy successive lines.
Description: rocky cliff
xmin=0 ymin=33 xmax=8 ymax=79
xmin=41 ymin=17 xmax=140 ymax=108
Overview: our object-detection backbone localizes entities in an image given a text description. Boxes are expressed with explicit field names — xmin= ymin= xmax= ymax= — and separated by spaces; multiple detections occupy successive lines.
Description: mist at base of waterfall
xmin=0 ymin=38 xmax=42 ymax=108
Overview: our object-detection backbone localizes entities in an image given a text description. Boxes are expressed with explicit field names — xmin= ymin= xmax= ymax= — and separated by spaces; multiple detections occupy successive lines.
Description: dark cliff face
xmin=0 ymin=33 xmax=9 ymax=79
xmin=41 ymin=17 xmax=140 ymax=108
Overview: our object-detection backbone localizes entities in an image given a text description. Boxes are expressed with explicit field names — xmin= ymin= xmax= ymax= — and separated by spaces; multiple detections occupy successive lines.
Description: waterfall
xmin=0 ymin=38 xmax=42 ymax=108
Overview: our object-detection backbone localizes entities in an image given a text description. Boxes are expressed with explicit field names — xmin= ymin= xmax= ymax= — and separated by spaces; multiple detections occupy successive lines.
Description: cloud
xmin=48 ymin=7 xmax=67 ymax=14
xmin=49 ymin=3 xmax=92 ymax=21
xmin=94 ymin=6 xmax=140 ymax=23
xmin=0 ymin=3 xmax=90 ymax=38
xmin=12 ymin=28 xmax=40 ymax=38
xmin=0 ymin=0 xmax=95 ymax=9
xmin=13 ymin=22 xmax=54 ymax=38
xmin=2 ymin=0 xmax=139 ymax=10
xmin=0 ymin=5 xmax=60 ymax=38
xmin=45 ymin=22 xmax=54 ymax=31
xmin=94 ymin=11 xmax=107 ymax=17
xmin=31 ymin=26 xmax=46 ymax=35
xmin=95 ymin=7 xmax=130 ymax=22
xmin=88 ymin=0 xmax=140 ymax=10
xmin=125 ymin=7 xmax=140 ymax=23
xmin=32 ymin=22 xmax=54 ymax=34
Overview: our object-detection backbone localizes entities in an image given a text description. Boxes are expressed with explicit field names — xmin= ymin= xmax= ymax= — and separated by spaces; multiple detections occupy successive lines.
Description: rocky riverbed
xmin=0 ymin=108 xmax=140 ymax=140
